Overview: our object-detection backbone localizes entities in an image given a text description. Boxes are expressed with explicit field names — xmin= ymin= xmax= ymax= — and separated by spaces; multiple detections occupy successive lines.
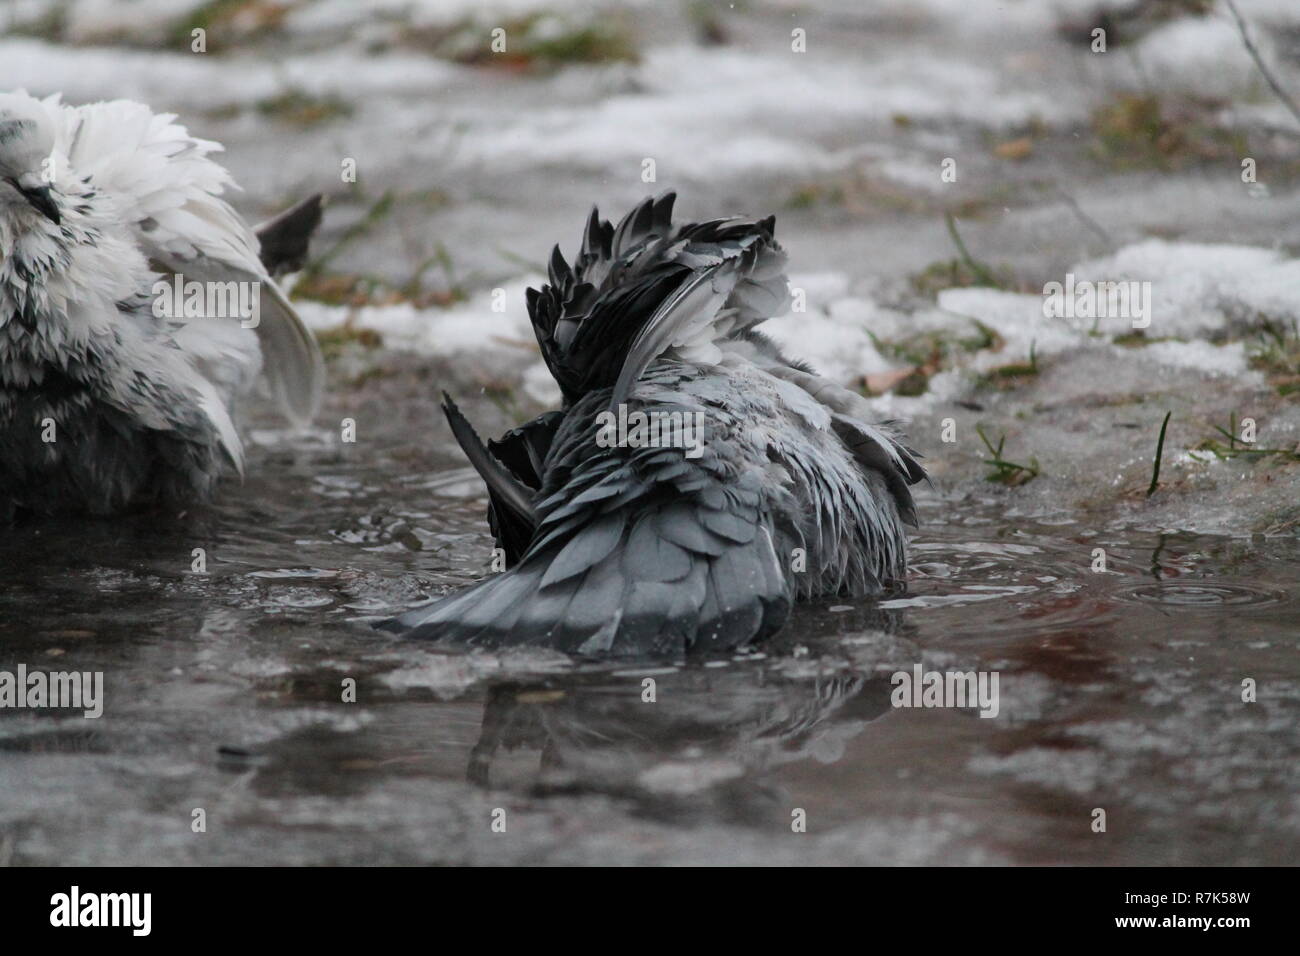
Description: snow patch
xmin=1135 ymin=16 xmax=1281 ymax=102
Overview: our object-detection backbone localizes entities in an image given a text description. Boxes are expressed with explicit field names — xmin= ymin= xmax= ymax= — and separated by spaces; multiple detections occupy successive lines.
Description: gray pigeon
xmin=0 ymin=91 xmax=324 ymax=519
xmin=381 ymin=192 xmax=926 ymax=657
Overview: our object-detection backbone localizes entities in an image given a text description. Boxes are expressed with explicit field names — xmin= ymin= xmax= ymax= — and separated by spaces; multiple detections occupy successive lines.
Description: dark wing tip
xmin=373 ymin=616 xmax=407 ymax=634
xmin=254 ymin=193 xmax=325 ymax=277
xmin=548 ymin=244 xmax=573 ymax=286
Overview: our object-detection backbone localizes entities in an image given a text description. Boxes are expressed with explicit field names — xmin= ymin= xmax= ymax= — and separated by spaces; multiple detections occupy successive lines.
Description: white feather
xmin=47 ymin=94 xmax=323 ymax=426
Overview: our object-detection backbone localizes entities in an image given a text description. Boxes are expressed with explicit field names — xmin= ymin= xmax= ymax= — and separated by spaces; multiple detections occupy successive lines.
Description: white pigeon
xmin=0 ymin=90 xmax=324 ymax=519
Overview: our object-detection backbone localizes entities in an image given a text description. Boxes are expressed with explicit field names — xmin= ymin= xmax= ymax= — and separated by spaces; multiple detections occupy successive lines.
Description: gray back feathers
xmin=383 ymin=193 xmax=926 ymax=657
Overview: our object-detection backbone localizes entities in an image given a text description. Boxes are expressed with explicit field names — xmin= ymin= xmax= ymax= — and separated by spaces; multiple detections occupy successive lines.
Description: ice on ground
xmin=938 ymin=288 xmax=1080 ymax=360
xmin=0 ymin=39 xmax=459 ymax=111
xmin=859 ymin=0 xmax=1057 ymax=32
xmin=441 ymin=43 xmax=1081 ymax=184
xmin=787 ymin=272 xmax=852 ymax=306
xmin=1073 ymin=240 xmax=1300 ymax=338
xmin=1222 ymin=0 xmax=1300 ymax=29
xmin=294 ymin=239 xmax=1296 ymax=411
xmin=1138 ymin=340 xmax=1252 ymax=377
xmin=765 ymin=309 xmax=897 ymax=385
xmin=286 ymin=0 xmax=630 ymax=34
xmin=0 ymin=2 xmax=1087 ymax=194
xmin=932 ymin=240 xmax=1298 ymax=374
xmin=298 ymin=274 xmax=544 ymax=356
xmin=10 ymin=0 xmax=206 ymax=45
xmin=1135 ymin=16 xmax=1282 ymax=103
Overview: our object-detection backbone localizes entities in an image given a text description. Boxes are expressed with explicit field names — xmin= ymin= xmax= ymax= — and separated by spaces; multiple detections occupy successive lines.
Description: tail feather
xmin=527 ymin=190 xmax=787 ymax=406
xmin=440 ymin=393 xmax=538 ymax=556
xmin=486 ymin=411 xmax=562 ymax=490
xmin=382 ymin=398 xmax=793 ymax=657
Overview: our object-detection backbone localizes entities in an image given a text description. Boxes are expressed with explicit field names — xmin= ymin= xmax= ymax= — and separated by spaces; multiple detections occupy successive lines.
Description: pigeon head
xmin=0 ymin=92 xmax=61 ymax=227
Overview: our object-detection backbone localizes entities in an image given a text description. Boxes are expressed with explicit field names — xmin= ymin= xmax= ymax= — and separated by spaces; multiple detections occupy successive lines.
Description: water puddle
xmin=0 ymin=434 xmax=1295 ymax=865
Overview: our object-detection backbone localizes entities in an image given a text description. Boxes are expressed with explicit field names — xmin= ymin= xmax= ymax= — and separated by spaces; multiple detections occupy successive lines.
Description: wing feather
xmin=53 ymin=96 xmax=324 ymax=425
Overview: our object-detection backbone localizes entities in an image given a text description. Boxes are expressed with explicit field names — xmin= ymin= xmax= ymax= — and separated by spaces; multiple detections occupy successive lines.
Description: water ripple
xmin=1113 ymin=583 xmax=1286 ymax=609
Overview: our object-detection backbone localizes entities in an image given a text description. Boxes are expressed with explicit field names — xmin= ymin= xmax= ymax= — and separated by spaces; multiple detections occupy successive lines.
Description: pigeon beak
xmin=20 ymin=183 xmax=61 ymax=225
